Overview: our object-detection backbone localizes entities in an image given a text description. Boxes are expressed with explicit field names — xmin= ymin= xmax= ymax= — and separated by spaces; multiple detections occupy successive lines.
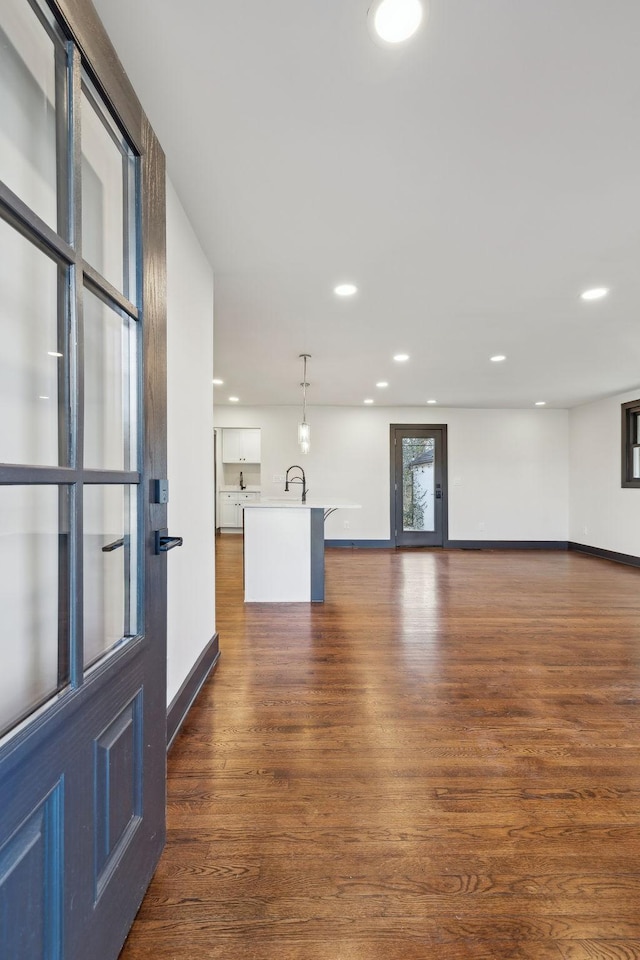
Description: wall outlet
xmin=453 ymin=476 xmax=462 ymax=486
xmin=583 ymin=525 xmax=588 ymax=536
xmin=478 ymin=521 xmax=486 ymax=533
xmin=343 ymin=520 xmax=350 ymax=529
xmin=273 ymin=474 xmax=285 ymax=484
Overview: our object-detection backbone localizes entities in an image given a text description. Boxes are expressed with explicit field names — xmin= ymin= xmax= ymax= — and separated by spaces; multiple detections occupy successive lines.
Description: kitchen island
xmin=243 ymin=500 xmax=359 ymax=602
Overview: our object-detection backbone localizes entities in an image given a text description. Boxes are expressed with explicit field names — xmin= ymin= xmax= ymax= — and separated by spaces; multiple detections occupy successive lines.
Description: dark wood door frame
xmin=390 ymin=424 xmax=449 ymax=547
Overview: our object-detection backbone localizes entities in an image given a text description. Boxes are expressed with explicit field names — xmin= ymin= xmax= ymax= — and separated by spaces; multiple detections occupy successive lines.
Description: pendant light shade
xmin=298 ymin=421 xmax=311 ymax=449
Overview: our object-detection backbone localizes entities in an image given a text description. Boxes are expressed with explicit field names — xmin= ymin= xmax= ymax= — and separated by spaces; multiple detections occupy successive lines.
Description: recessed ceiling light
xmin=47 ymin=351 xmax=63 ymax=358
xmin=364 ymin=399 xmax=374 ymax=404
xmin=580 ymin=287 xmax=609 ymax=301
xmin=535 ymin=401 xmax=546 ymax=406
xmin=426 ymin=399 xmax=437 ymax=404
xmin=212 ymin=378 xmax=224 ymax=385
xmin=228 ymin=396 xmax=239 ymax=403
xmin=490 ymin=355 xmax=506 ymax=362
xmin=393 ymin=353 xmax=410 ymax=362
xmin=334 ymin=283 xmax=358 ymax=297
xmin=376 ymin=381 xmax=389 ymax=388
xmin=38 ymin=395 xmax=50 ymax=400
xmin=370 ymin=0 xmax=425 ymax=44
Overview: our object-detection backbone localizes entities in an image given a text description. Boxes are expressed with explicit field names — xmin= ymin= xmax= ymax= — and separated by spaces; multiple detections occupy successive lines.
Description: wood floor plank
xmin=119 ymin=540 xmax=640 ymax=958
xmin=119 ymin=934 xmax=566 ymax=960
xmin=557 ymin=943 xmax=640 ymax=959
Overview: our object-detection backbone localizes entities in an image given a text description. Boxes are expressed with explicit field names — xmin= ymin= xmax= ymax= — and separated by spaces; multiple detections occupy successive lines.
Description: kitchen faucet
xmin=284 ymin=465 xmax=307 ymax=503
xmin=239 ymin=470 xmax=246 ymax=490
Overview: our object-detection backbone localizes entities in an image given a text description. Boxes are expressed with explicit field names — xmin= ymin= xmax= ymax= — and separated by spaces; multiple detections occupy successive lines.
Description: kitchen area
xmin=216 ymin=427 xmax=262 ymax=532
xmin=215 ymin=425 xmax=359 ymax=602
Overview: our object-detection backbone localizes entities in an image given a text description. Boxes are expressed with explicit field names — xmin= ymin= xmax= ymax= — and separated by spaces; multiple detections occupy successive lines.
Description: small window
xmin=622 ymin=399 xmax=640 ymax=488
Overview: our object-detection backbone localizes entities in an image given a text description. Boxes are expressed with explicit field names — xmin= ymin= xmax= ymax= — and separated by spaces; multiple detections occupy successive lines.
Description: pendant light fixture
xmin=298 ymin=354 xmax=311 ymax=455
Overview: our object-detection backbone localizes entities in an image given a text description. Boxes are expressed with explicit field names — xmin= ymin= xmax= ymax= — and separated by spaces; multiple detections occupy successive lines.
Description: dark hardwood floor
xmin=120 ymin=539 xmax=640 ymax=959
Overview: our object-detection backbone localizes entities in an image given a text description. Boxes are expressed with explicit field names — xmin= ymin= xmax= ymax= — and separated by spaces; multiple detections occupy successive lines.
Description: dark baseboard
xmin=323 ymin=539 xmax=640 ymax=568
xmin=167 ymin=633 xmax=220 ymax=750
xmin=447 ymin=540 xmax=569 ymax=550
xmin=325 ymin=539 xmax=394 ymax=549
xmin=568 ymin=542 xmax=640 ymax=569
xmin=325 ymin=539 xmax=570 ymax=550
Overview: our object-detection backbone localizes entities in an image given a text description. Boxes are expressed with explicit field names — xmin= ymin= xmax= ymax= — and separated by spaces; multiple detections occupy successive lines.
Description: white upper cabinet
xmin=222 ymin=428 xmax=261 ymax=463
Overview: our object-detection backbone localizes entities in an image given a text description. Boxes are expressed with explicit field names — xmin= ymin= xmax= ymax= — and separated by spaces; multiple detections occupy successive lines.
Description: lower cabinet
xmin=219 ymin=491 xmax=259 ymax=528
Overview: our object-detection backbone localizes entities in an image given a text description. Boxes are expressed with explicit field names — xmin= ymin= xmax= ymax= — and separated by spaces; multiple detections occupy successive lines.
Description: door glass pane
xmin=633 ymin=446 xmax=640 ymax=480
xmin=0 ymin=0 xmax=67 ymax=233
xmin=81 ymin=78 xmax=137 ymax=300
xmin=0 ymin=218 xmax=67 ymax=466
xmin=0 ymin=485 xmax=68 ymax=738
xmin=84 ymin=287 xmax=137 ymax=471
xmin=83 ymin=485 xmax=138 ymax=669
xmin=402 ymin=437 xmax=435 ymax=532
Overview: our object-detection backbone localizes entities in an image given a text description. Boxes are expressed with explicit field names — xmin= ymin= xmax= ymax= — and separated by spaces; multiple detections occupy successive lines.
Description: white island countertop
xmin=244 ymin=499 xmax=361 ymax=510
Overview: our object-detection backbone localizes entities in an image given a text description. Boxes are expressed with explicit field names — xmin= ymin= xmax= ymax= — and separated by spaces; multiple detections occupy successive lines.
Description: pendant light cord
xmin=302 ymin=354 xmax=308 ymax=422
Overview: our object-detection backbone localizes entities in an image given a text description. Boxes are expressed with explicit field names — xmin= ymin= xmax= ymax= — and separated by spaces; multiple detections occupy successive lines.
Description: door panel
xmin=0 ymin=484 xmax=65 ymax=737
xmin=0 ymin=780 xmax=64 ymax=960
xmin=0 ymin=217 xmax=64 ymax=465
xmin=0 ymin=1 xmax=168 ymax=957
xmin=401 ymin=436 xmax=436 ymax=533
xmin=93 ymin=690 xmax=143 ymax=898
xmin=83 ymin=483 xmax=137 ymax=669
xmin=83 ymin=288 xmax=138 ymax=472
xmin=0 ymin=0 xmax=65 ymax=232
xmin=80 ymin=73 xmax=138 ymax=301
xmin=391 ymin=425 xmax=448 ymax=547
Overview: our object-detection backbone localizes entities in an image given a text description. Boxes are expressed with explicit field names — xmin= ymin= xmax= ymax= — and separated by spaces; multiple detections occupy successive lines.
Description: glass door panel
xmin=402 ymin=437 xmax=435 ymax=532
xmin=0 ymin=485 xmax=69 ymax=737
xmin=0 ymin=0 xmax=67 ymax=233
xmin=81 ymin=79 xmax=138 ymax=300
xmin=0 ymin=218 xmax=67 ymax=466
xmin=83 ymin=484 xmax=138 ymax=669
xmin=83 ymin=287 xmax=137 ymax=471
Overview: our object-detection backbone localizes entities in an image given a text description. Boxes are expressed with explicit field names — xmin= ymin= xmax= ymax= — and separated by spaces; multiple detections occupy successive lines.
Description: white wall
xmin=215 ymin=405 xmax=570 ymax=542
xmin=569 ymin=387 xmax=640 ymax=556
xmin=166 ymin=176 xmax=216 ymax=705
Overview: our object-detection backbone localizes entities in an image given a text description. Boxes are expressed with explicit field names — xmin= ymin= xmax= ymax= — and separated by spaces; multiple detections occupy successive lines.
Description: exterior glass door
xmin=0 ymin=1 xmax=168 ymax=957
xmin=392 ymin=426 xmax=448 ymax=546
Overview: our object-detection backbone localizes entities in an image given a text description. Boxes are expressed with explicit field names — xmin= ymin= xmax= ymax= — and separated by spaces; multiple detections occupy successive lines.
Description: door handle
xmin=155 ymin=529 xmax=184 ymax=554
xmin=102 ymin=537 xmax=124 ymax=552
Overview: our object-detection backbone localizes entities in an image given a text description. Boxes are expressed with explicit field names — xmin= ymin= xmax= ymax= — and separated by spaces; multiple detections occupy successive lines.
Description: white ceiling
xmin=92 ymin=0 xmax=640 ymax=409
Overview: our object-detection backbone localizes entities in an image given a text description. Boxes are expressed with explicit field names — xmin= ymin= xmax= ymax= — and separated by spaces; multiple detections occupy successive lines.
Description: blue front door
xmin=0 ymin=1 xmax=168 ymax=956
